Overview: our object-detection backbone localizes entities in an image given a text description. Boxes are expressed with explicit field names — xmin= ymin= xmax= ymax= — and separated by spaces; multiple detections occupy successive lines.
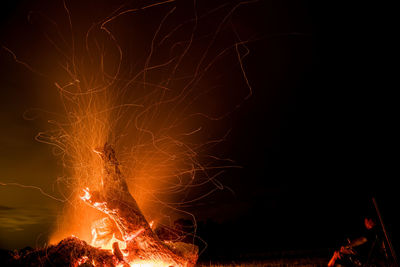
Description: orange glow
xmin=4 ymin=0 xmax=254 ymax=265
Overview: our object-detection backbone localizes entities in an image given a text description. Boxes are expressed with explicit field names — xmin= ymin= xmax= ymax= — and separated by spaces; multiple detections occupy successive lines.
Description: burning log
xmin=80 ymin=143 xmax=198 ymax=266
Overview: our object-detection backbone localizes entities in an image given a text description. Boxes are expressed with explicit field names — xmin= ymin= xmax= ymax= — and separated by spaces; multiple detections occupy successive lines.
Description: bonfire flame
xmin=77 ymin=143 xmax=198 ymax=267
xmin=0 ymin=1 xmax=254 ymax=265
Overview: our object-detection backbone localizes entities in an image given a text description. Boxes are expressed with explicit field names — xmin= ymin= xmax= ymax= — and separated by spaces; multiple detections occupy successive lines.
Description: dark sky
xmin=0 ymin=0 xmax=398 ymax=260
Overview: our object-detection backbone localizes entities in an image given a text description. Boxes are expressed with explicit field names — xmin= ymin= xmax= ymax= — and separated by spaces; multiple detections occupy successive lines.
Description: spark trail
xmin=2 ymin=0 xmax=258 ymax=264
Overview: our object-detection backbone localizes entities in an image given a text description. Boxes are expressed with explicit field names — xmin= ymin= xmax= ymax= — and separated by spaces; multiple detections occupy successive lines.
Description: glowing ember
xmin=75 ymin=256 xmax=89 ymax=266
xmin=80 ymin=187 xmax=91 ymax=201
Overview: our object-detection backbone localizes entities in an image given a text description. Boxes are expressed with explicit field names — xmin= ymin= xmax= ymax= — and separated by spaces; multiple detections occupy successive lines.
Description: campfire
xmin=78 ymin=143 xmax=198 ymax=266
xmin=1 ymin=1 xmax=257 ymax=266
xmin=10 ymin=143 xmax=198 ymax=267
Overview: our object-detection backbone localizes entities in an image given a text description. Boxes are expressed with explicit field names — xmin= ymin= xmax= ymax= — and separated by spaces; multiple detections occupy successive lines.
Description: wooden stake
xmin=372 ymin=197 xmax=398 ymax=267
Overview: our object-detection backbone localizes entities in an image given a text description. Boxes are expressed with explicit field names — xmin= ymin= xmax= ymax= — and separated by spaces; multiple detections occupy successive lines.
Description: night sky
xmin=0 ymin=0 xmax=398 ymax=261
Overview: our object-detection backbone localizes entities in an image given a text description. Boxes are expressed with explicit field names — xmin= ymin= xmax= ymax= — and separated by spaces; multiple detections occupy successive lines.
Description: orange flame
xmin=20 ymin=1 xmax=251 ymax=260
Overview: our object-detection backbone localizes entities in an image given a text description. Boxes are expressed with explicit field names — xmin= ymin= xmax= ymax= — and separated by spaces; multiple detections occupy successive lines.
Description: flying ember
xmin=1 ymin=0 xmax=254 ymax=266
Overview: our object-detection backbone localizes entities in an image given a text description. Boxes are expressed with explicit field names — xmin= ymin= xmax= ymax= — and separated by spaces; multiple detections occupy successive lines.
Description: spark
xmin=0 ymin=181 xmax=64 ymax=202
xmin=4 ymin=1 xmax=259 ymax=264
xmin=1 ymin=46 xmax=46 ymax=76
